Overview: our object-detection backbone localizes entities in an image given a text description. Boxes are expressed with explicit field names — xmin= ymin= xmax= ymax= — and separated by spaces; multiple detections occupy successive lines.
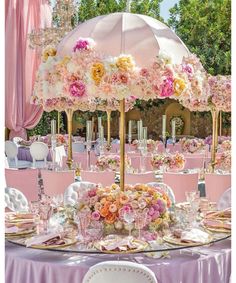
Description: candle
xmin=137 ymin=121 xmax=140 ymax=140
xmin=51 ymin=119 xmax=56 ymax=135
xmin=162 ymin=115 xmax=166 ymax=138
xmin=172 ymin=120 xmax=176 ymax=139
xmin=143 ymin=127 xmax=147 ymax=140
xmin=98 ymin=117 xmax=102 ymax=130
xmin=128 ymin=120 xmax=132 ymax=138
xmin=86 ymin=120 xmax=92 ymax=142
xmin=139 ymin=120 xmax=143 ymax=140
xmin=100 ymin=126 xmax=104 ymax=143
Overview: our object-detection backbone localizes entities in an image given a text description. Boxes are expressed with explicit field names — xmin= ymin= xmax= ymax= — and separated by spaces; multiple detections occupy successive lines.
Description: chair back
xmin=64 ymin=181 xmax=97 ymax=205
xmin=82 ymin=261 xmax=157 ymax=283
xmin=5 ymin=141 xmax=18 ymax=159
xmin=111 ymin=144 xmax=120 ymax=153
xmin=80 ymin=171 xmax=115 ymax=187
xmin=217 ymin=188 xmax=231 ymax=210
xmin=125 ymin=172 xmax=156 ymax=185
xmin=5 ymin=187 xmax=29 ymax=212
xmin=163 ymin=172 xmax=199 ymax=202
xmin=130 ymin=155 xmax=141 ymax=170
xmin=41 ymin=170 xmax=75 ymax=197
xmin=5 ymin=168 xmax=39 ymax=201
xmin=205 ymin=173 xmax=231 ymax=202
xmin=72 ymin=142 xmax=85 ymax=152
xmin=30 ymin=142 xmax=49 ymax=167
xmin=184 ymin=156 xmax=204 ymax=169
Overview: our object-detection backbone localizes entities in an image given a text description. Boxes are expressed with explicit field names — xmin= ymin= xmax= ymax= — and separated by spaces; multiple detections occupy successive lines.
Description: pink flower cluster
xmin=151 ymin=152 xmax=185 ymax=170
xmin=180 ymin=137 xmax=205 ymax=153
xmin=73 ymin=38 xmax=95 ymax=52
xmin=96 ymin=155 xmax=131 ymax=171
xmin=215 ymin=151 xmax=231 ymax=172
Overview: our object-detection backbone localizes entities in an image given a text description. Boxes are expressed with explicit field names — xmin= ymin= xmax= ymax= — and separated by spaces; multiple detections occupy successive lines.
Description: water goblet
xmin=134 ymin=210 xmax=147 ymax=239
xmin=39 ymin=203 xmax=53 ymax=233
xmin=123 ymin=210 xmax=135 ymax=237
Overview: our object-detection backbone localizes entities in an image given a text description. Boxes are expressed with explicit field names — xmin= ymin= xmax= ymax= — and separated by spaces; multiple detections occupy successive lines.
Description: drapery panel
xmin=5 ymin=0 xmax=52 ymax=139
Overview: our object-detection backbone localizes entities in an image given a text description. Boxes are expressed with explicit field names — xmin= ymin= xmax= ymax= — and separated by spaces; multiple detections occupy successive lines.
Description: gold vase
xmin=65 ymin=109 xmax=74 ymax=169
xmin=120 ymin=99 xmax=125 ymax=191
xmin=210 ymin=109 xmax=219 ymax=172
xmin=106 ymin=110 xmax=112 ymax=151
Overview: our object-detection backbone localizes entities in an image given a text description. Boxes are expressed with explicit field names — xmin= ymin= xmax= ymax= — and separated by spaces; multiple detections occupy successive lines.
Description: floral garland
xmin=169 ymin=116 xmax=184 ymax=135
xmin=76 ymin=184 xmax=171 ymax=234
xmin=180 ymin=137 xmax=205 ymax=153
xmin=151 ymin=152 xmax=185 ymax=170
xmin=96 ymin=155 xmax=131 ymax=171
xmin=32 ymin=37 xmax=210 ymax=111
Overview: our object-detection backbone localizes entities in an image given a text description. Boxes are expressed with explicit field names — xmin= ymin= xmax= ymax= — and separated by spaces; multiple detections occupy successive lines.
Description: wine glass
xmin=39 ymin=204 xmax=53 ymax=233
xmin=74 ymin=211 xmax=91 ymax=242
xmin=134 ymin=210 xmax=147 ymax=239
xmin=123 ymin=210 xmax=135 ymax=237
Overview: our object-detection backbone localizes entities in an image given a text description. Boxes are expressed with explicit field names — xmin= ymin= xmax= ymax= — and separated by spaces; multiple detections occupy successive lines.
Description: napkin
xmin=99 ymin=236 xmax=140 ymax=252
xmin=205 ymin=208 xmax=231 ymax=220
xmin=181 ymin=228 xmax=210 ymax=244
xmin=25 ymin=233 xmax=65 ymax=247
xmin=203 ymin=219 xmax=231 ymax=230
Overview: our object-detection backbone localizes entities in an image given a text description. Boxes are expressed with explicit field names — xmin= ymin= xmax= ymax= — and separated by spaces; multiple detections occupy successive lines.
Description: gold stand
xmin=57 ymin=111 xmax=60 ymax=134
xmin=210 ymin=109 xmax=219 ymax=172
xmin=120 ymin=99 xmax=125 ymax=191
xmin=219 ymin=111 xmax=222 ymax=137
xmin=65 ymin=109 xmax=74 ymax=169
xmin=106 ymin=110 xmax=112 ymax=151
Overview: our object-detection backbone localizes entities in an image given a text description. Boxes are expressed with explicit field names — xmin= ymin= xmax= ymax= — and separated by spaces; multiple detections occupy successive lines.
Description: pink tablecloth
xmin=5 ymin=239 xmax=231 ymax=283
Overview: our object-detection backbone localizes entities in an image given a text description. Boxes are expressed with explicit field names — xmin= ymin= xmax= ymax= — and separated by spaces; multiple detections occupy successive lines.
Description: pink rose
xmin=69 ymin=81 xmax=86 ymax=97
xmin=91 ymin=211 xmax=101 ymax=221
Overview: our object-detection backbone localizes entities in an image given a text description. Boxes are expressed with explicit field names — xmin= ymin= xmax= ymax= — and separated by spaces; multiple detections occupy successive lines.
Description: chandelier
xmin=28 ymin=0 xmax=79 ymax=50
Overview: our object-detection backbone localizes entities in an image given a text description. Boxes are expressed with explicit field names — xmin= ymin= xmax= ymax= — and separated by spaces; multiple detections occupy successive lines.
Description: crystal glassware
xmin=123 ymin=210 xmax=135 ymax=237
xmin=39 ymin=203 xmax=53 ymax=233
xmin=134 ymin=210 xmax=147 ymax=239
xmin=75 ymin=211 xmax=91 ymax=242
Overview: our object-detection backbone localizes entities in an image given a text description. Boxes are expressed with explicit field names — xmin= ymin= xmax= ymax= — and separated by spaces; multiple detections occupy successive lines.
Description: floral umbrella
xmin=33 ymin=13 xmax=209 ymax=188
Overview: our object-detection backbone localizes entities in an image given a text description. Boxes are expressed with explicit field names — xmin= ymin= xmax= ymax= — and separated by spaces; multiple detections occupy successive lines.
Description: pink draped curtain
xmin=5 ymin=0 xmax=52 ymax=140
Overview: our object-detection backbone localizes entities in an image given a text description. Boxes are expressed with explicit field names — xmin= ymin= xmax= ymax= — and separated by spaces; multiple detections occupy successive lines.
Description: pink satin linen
xmin=5 ymin=0 xmax=52 ymax=139
xmin=5 ymin=239 xmax=231 ymax=283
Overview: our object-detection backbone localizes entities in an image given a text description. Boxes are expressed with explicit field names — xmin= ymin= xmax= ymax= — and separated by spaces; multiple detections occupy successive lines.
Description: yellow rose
xmin=116 ymin=55 xmax=134 ymax=72
xmin=174 ymin=78 xmax=186 ymax=96
xmin=42 ymin=46 xmax=57 ymax=62
xmin=91 ymin=62 xmax=105 ymax=85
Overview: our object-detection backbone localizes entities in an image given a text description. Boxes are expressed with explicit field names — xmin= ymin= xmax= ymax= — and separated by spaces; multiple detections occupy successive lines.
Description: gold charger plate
xmin=29 ymin=238 xmax=77 ymax=249
xmin=5 ymin=212 xmax=37 ymax=224
xmin=163 ymin=235 xmax=212 ymax=247
xmin=5 ymin=229 xmax=36 ymax=238
xmin=94 ymin=238 xmax=148 ymax=254
xmin=202 ymin=226 xmax=231 ymax=234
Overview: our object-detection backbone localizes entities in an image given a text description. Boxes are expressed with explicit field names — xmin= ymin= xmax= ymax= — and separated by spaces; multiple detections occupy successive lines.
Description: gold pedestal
xmin=219 ymin=111 xmax=222 ymax=137
xmin=210 ymin=109 xmax=219 ymax=172
xmin=106 ymin=110 xmax=112 ymax=151
xmin=65 ymin=109 xmax=74 ymax=169
xmin=120 ymin=99 xmax=125 ymax=191
xmin=57 ymin=111 xmax=61 ymax=134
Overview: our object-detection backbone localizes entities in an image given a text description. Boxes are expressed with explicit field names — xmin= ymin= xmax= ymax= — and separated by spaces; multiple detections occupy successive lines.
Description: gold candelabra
xmin=119 ymin=99 xmax=126 ymax=191
xmin=210 ymin=109 xmax=219 ymax=172
xmin=65 ymin=109 xmax=74 ymax=169
xmin=106 ymin=110 xmax=112 ymax=151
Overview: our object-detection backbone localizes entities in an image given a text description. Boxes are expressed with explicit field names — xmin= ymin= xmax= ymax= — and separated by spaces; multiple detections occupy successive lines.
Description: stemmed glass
xmin=134 ymin=210 xmax=147 ymax=240
xmin=39 ymin=204 xmax=53 ymax=233
xmin=74 ymin=210 xmax=91 ymax=242
xmin=185 ymin=191 xmax=200 ymax=228
xmin=123 ymin=210 xmax=135 ymax=237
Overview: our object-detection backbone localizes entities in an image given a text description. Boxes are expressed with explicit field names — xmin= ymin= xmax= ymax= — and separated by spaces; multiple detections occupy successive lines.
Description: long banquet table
xmin=5 ymin=239 xmax=231 ymax=283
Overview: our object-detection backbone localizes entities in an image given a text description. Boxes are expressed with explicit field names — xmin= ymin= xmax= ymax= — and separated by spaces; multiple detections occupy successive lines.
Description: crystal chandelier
xmin=28 ymin=0 xmax=79 ymax=50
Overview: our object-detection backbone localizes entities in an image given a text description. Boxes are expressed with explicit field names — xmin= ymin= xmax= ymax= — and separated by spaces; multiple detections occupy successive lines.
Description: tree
xmin=168 ymin=0 xmax=231 ymax=75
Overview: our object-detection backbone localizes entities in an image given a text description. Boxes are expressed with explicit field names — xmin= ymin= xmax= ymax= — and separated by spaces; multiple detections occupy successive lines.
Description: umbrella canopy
xmin=57 ymin=12 xmax=189 ymax=66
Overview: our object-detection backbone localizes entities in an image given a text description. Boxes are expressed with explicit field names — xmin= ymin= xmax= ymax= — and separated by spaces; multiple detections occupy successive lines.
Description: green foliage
xmin=27 ymin=111 xmax=65 ymax=137
xmin=168 ymin=0 xmax=231 ymax=75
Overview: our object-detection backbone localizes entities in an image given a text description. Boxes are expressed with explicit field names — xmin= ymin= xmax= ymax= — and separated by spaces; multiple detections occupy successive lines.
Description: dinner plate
xmin=5 ymin=212 xmax=37 ymax=223
xmin=163 ymin=234 xmax=212 ymax=247
xmin=94 ymin=238 xmax=148 ymax=254
xmin=29 ymin=238 xmax=77 ymax=249
xmin=202 ymin=226 xmax=231 ymax=234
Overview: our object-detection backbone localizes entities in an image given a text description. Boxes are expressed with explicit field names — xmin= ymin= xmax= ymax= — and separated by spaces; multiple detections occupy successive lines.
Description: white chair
xmin=217 ymin=188 xmax=231 ymax=210
xmin=5 ymin=187 xmax=29 ymax=212
xmin=72 ymin=142 xmax=85 ymax=152
xmin=5 ymin=156 xmax=9 ymax=168
xmin=5 ymin=141 xmax=31 ymax=168
xmin=55 ymin=145 xmax=67 ymax=167
xmin=82 ymin=261 xmax=157 ymax=283
xmin=12 ymin=136 xmax=23 ymax=146
xmin=30 ymin=142 xmax=49 ymax=168
xmin=147 ymin=182 xmax=176 ymax=204
xmin=64 ymin=181 xmax=97 ymax=206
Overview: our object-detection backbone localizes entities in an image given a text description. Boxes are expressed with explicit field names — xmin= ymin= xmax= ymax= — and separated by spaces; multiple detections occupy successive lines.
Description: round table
xmin=5 ymin=239 xmax=231 ymax=283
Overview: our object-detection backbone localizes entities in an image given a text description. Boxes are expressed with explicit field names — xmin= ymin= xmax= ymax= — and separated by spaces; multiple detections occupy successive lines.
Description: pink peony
xmin=73 ymin=39 xmax=89 ymax=52
xmin=69 ymin=81 xmax=86 ymax=97
xmin=160 ymin=77 xmax=174 ymax=97
xmin=88 ymin=188 xmax=97 ymax=197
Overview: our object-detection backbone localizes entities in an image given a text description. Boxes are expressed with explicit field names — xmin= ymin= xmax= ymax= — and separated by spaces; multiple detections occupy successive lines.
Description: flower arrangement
xmin=215 ymin=151 xmax=231 ymax=172
xmin=180 ymin=137 xmax=205 ymax=153
xmin=76 ymin=184 xmax=171 ymax=234
xmin=169 ymin=116 xmax=184 ymax=135
xmin=220 ymin=140 xmax=231 ymax=151
xmin=151 ymin=152 xmax=185 ymax=170
xmin=132 ymin=139 xmax=157 ymax=152
xmin=96 ymin=155 xmax=131 ymax=171
xmin=205 ymin=136 xmax=231 ymax=146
